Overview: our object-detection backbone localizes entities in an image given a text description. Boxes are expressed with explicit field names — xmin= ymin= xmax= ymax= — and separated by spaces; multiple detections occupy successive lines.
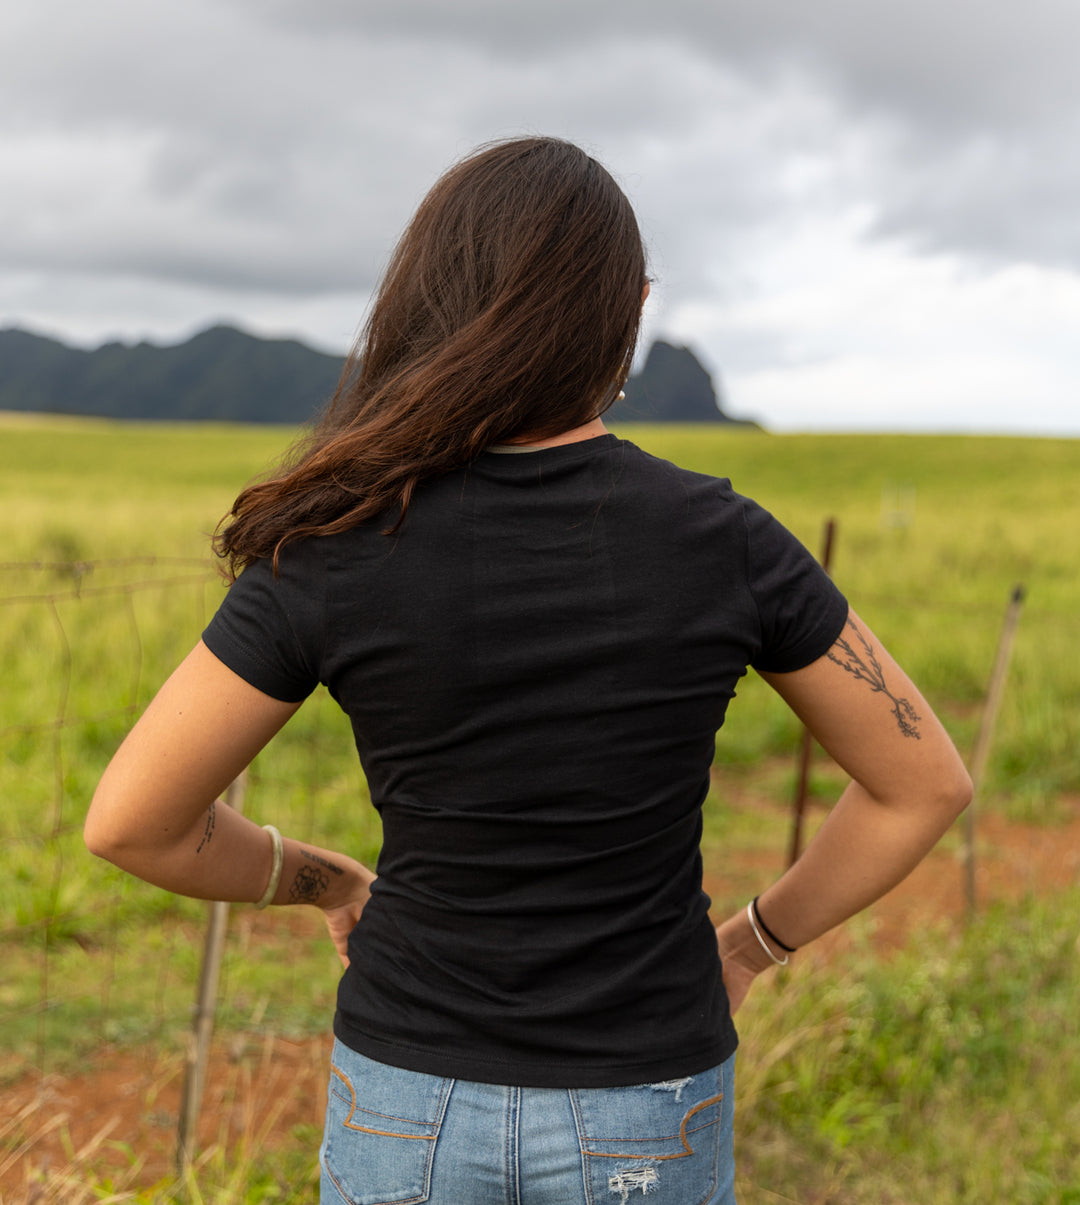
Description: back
xmin=203 ymin=433 xmax=847 ymax=1086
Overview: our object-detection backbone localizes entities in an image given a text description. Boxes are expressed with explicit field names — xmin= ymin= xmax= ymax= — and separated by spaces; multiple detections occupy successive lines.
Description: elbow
xmin=83 ymin=810 xmax=119 ymax=863
xmin=867 ymin=753 xmax=972 ymax=824
xmin=938 ymin=759 xmax=974 ymax=821
xmin=85 ymin=783 xmax=187 ymax=874
xmin=84 ymin=791 xmax=134 ymax=865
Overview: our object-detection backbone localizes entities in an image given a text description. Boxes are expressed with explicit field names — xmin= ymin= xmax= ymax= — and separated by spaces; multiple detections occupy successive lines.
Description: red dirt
xmin=841 ymin=801 xmax=1080 ymax=951
xmin=1 ymin=1033 xmax=333 ymax=1200
xmin=4 ymin=793 xmax=1079 ymax=1201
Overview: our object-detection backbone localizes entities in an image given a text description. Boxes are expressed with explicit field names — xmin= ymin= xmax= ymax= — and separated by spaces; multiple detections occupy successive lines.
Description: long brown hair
xmin=215 ymin=137 xmax=648 ymax=577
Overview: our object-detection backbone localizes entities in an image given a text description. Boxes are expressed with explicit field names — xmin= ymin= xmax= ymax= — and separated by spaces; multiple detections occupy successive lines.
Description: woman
xmin=85 ymin=137 xmax=971 ymax=1204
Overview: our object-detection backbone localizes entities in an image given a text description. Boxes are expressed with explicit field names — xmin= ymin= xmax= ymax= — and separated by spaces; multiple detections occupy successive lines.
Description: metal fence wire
xmin=0 ymin=553 xmax=1069 ymax=1185
xmin=1 ymin=558 xmax=219 ymax=1082
xmin=2 ymin=556 xmax=360 ymax=1188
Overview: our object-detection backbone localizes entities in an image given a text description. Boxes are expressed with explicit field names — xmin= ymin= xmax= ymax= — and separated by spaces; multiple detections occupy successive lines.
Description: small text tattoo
xmin=289 ymin=865 xmax=330 ymax=904
xmin=827 ymin=618 xmax=922 ymax=739
xmin=300 ymin=849 xmax=345 ymax=876
xmin=196 ymin=802 xmax=216 ymax=853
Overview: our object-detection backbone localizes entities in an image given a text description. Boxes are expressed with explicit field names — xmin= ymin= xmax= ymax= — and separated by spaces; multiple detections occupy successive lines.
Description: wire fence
xmin=2 ymin=552 xmax=1077 ymax=1187
xmin=0 ymin=557 xmax=359 ymax=1192
xmin=2 ymin=560 xmax=218 ymax=1076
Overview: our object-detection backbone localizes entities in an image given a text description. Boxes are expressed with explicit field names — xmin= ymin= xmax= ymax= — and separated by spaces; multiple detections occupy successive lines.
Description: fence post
xmin=176 ymin=771 xmax=248 ymax=1174
xmin=787 ymin=518 xmax=837 ymax=868
xmin=964 ymin=584 xmax=1025 ymax=920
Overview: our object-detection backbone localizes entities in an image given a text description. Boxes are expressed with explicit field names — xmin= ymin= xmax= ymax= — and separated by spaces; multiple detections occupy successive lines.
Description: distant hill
xmin=0 ymin=325 xmax=757 ymax=427
xmin=608 ymin=339 xmax=755 ymax=426
xmin=0 ymin=325 xmax=344 ymax=424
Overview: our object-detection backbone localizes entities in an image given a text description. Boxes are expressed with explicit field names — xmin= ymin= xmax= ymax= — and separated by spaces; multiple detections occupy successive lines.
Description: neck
xmin=502 ymin=417 xmax=609 ymax=449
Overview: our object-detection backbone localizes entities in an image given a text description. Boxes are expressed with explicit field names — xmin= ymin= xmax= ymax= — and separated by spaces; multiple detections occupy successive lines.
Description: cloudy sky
xmin=3 ymin=0 xmax=1080 ymax=434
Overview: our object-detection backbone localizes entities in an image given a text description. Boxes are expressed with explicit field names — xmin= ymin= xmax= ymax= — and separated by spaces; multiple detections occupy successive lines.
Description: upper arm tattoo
xmin=827 ymin=617 xmax=922 ymax=739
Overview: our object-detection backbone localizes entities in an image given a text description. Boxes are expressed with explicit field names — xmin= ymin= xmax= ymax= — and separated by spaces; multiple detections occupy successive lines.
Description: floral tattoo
xmin=827 ymin=618 xmax=922 ymax=739
xmin=289 ymin=865 xmax=330 ymax=904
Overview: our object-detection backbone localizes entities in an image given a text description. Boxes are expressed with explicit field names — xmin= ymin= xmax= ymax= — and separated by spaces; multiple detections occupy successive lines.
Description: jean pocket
xmin=570 ymin=1068 xmax=726 ymax=1205
xmin=320 ymin=1042 xmax=454 ymax=1205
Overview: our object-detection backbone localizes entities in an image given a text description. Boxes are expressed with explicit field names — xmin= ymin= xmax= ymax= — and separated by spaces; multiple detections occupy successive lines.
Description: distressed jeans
xmin=320 ymin=1039 xmax=736 ymax=1205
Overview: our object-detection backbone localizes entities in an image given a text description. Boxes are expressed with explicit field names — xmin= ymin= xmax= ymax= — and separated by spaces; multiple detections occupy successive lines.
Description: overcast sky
xmin=3 ymin=0 xmax=1079 ymax=434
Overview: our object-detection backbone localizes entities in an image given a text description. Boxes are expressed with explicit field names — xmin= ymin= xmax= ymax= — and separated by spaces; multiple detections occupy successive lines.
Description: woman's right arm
xmin=714 ymin=608 xmax=972 ymax=1011
xmin=85 ymin=640 xmax=375 ymax=968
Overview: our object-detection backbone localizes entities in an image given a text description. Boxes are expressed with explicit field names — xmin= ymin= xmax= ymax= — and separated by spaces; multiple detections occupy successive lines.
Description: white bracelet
xmin=254 ymin=824 xmax=284 ymax=910
xmin=747 ymin=901 xmax=789 ymax=966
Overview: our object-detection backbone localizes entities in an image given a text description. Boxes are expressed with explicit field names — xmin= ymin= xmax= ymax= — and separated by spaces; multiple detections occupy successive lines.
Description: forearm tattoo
xmin=287 ymin=849 xmax=346 ymax=903
xmin=300 ymin=849 xmax=345 ymax=877
xmin=827 ymin=618 xmax=922 ymax=739
xmin=289 ymin=864 xmax=331 ymax=904
xmin=195 ymin=801 xmax=216 ymax=853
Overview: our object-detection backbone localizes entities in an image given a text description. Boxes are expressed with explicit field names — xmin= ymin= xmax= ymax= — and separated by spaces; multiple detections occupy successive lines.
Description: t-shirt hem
xmin=752 ymin=593 xmax=849 ymax=674
xmin=332 ymin=1014 xmax=738 ymax=1089
xmin=202 ymin=624 xmax=314 ymax=703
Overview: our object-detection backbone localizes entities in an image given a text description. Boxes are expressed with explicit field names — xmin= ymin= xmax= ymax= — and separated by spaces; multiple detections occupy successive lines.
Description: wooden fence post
xmin=787 ymin=518 xmax=837 ymax=867
xmin=176 ymin=771 xmax=248 ymax=1175
xmin=964 ymin=585 xmax=1026 ymax=920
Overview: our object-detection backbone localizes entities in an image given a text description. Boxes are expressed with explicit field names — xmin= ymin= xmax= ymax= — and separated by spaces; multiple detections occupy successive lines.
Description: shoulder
xmin=611 ymin=438 xmax=739 ymax=501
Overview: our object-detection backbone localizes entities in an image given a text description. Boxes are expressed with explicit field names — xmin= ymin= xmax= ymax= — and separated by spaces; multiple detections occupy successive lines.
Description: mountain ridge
xmin=0 ymin=324 xmax=757 ymax=427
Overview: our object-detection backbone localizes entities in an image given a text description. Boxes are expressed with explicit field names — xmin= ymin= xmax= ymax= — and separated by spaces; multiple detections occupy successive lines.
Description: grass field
xmin=2 ymin=414 xmax=1079 ymax=1202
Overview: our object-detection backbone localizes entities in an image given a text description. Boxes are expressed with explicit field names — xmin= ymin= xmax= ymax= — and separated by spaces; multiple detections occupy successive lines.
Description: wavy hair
xmin=215 ymin=137 xmax=648 ymax=577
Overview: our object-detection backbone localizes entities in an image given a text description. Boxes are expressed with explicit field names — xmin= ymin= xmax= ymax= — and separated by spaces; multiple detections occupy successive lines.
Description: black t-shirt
xmin=203 ymin=434 xmax=847 ymax=1086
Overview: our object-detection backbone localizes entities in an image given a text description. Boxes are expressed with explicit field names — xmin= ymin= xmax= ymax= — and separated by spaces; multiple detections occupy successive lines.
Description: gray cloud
xmin=6 ymin=0 xmax=1080 ymax=297
xmin=240 ymin=0 xmax=1080 ymax=130
xmin=233 ymin=0 xmax=1080 ymax=270
xmin=3 ymin=0 xmax=1080 ymax=434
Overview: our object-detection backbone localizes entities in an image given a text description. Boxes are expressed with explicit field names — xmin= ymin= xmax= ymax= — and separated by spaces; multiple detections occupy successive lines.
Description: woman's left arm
xmin=84 ymin=640 xmax=374 ymax=965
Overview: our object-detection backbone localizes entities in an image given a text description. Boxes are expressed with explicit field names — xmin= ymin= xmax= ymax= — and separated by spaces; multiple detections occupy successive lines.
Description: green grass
xmin=0 ymin=412 xmax=296 ymax=561
xmin=614 ymin=425 xmax=1080 ymax=811
xmin=3 ymin=419 xmax=1078 ymax=1034
xmin=2 ymin=415 xmax=1079 ymax=1199
xmin=732 ymin=888 xmax=1080 ymax=1203
xmin=10 ymin=891 xmax=1078 ymax=1204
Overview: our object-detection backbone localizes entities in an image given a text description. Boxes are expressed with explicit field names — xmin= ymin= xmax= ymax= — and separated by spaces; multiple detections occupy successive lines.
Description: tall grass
xmin=3 ymin=415 xmax=1079 ymax=1199
xmin=616 ymin=426 xmax=1080 ymax=809
xmin=732 ymin=888 xmax=1080 ymax=1203
xmin=3 ymin=420 xmax=1078 ymax=1068
xmin=9 ymin=890 xmax=1078 ymax=1204
xmin=4 ymin=417 xmax=1078 ymax=809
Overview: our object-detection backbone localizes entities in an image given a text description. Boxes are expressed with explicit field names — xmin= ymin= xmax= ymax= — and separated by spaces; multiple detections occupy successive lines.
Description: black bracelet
xmin=752 ymin=896 xmax=796 ymax=953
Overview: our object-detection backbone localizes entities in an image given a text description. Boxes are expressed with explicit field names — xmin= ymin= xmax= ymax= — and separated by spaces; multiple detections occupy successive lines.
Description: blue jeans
xmin=320 ymin=1039 xmax=736 ymax=1204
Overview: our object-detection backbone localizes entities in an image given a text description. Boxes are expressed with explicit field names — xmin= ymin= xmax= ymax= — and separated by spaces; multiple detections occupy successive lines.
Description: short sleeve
xmin=202 ymin=550 xmax=323 ymax=702
xmin=742 ymin=500 xmax=849 ymax=673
